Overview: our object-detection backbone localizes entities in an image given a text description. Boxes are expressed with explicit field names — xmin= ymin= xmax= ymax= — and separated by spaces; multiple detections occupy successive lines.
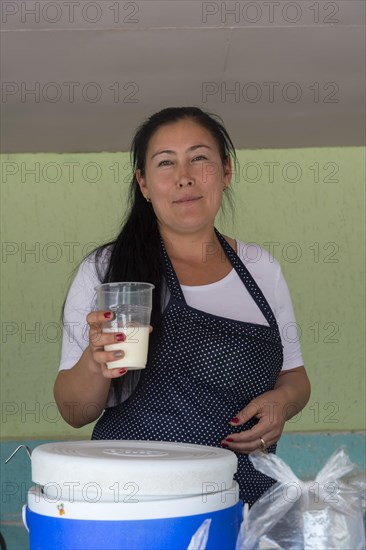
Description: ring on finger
xmin=259 ymin=437 xmax=267 ymax=453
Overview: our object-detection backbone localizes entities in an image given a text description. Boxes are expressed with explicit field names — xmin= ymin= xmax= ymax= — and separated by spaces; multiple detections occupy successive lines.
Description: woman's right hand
xmin=86 ymin=310 xmax=128 ymax=379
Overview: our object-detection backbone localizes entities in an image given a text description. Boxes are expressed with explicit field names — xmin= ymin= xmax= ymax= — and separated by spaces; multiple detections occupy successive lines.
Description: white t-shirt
xmin=59 ymin=240 xmax=304 ymax=381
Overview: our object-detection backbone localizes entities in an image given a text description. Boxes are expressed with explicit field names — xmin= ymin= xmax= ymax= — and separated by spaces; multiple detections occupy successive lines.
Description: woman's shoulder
xmin=77 ymin=244 xmax=113 ymax=284
xmin=235 ymin=238 xmax=281 ymax=277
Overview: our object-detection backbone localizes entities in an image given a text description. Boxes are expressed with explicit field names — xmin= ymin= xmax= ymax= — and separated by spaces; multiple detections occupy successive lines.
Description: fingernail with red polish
xmin=230 ymin=417 xmax=239 ymax=424
xmin=119 ymin=369 xmax=127 ymax=375
xmin=116 ymin=333 xmax=125 ymax=342
xmin=104 ymin=312 xmax=112 ymax=319
xmin=225 ymin=438 xmax=234 ymax=442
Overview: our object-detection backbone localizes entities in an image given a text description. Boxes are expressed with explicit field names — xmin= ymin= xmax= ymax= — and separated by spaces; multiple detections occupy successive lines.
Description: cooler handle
xmin=22 ymin=505 xmax=29 ymax=533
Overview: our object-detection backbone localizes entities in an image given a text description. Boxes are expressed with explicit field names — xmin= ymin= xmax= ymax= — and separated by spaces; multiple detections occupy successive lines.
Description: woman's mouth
xmin=173 ymin=196 xmax=202 ymax=204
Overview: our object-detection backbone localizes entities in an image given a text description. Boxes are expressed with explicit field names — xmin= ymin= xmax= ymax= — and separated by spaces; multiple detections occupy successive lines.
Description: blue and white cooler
xmin=23 ymin=440 xmax=242 ymax=549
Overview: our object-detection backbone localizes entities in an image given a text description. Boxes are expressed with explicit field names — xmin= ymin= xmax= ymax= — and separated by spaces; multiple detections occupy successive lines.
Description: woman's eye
xmin=158 ymin=160 xmax=173 ymax=167
xmin=192 ymin=155 xmax=207 ymax=162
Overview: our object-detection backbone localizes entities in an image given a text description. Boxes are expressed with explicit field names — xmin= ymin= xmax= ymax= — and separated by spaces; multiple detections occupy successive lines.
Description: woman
xmin=54 ymin=107 xmax=310 ymax=506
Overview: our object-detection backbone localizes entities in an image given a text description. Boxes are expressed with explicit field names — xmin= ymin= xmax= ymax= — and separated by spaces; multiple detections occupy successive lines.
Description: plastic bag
xmin=236 ymin=447 xmax=365 ymax=550
xmin=187 ymin=519 xmax=211 ymax=550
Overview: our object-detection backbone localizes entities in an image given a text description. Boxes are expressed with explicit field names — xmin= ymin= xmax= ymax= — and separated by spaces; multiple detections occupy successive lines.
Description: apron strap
xmin=160 ymin=229 xmax=279 ymax=329
xmin=214 ymin=229 xmax=278 ymax=329
xmin=159 ymin=236 xmax=186 ymax=301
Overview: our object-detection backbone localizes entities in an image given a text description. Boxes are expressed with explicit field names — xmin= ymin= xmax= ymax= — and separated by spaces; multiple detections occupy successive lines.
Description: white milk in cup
xmin=95 ymin=282 xmax=154 ymax=370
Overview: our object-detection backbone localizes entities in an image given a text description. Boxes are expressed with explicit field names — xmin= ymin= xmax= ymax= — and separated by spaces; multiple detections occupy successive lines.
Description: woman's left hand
xmin=220 ymin=366 xmax=310 ymax=453
xmin=220 ymin=389 xmax=287 ymax=453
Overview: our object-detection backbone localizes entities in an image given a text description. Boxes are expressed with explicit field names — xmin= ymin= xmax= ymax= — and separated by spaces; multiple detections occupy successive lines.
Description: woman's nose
xmin=177 ymin=166 xmax=194 ymax=188
xmin=177 ymin=177 xmax=193 ymax=188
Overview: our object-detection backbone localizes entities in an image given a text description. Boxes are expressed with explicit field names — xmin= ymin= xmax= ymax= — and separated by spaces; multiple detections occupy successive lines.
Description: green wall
xmin=1 ymin=148 xmax=365 ymax=440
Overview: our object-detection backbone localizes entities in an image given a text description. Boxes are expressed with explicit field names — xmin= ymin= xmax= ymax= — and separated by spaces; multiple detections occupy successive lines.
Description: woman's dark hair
xmin=66 ymin=107 xmax=237 ymax=403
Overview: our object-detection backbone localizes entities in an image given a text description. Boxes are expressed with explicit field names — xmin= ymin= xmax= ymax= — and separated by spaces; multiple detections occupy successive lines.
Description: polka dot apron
xmin=92 ymin=229 xmax=284 ymax=506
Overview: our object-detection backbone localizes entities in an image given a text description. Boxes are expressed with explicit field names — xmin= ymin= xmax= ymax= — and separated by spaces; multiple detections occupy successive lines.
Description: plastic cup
xmin=95 ymin=282 xmax=154 ymax=370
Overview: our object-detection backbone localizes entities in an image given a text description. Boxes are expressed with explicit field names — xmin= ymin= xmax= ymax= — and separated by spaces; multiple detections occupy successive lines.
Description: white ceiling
xmin=1 ymin=0 xmax=365 ymax=152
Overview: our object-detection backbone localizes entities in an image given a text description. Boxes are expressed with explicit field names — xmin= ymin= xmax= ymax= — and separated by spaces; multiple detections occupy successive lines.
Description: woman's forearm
xmin=54 ymin=347 xmax=111 ymax=428
xmin=274 ymin=366 xmax=311 ymax=420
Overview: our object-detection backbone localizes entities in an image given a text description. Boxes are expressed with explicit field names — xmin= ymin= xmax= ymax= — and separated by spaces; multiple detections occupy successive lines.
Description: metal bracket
xmin=4 ymin=445 xmax=32 ymax=464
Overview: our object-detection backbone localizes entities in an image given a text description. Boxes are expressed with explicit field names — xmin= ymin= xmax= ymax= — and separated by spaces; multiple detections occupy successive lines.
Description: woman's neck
xmin=159 ymin=227 xmax=236 ymax=285
xmin=160 ymin=227 xmax=220 ymax=263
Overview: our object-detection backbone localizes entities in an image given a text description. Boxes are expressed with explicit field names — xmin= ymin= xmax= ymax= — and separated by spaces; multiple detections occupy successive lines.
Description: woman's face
xmin=136 ymin=118 xmax=232 ymax=237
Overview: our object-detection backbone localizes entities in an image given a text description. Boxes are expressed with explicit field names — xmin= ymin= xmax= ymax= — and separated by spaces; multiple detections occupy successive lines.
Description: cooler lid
xmin=31 ymin=440 xmax=238 ymax=498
